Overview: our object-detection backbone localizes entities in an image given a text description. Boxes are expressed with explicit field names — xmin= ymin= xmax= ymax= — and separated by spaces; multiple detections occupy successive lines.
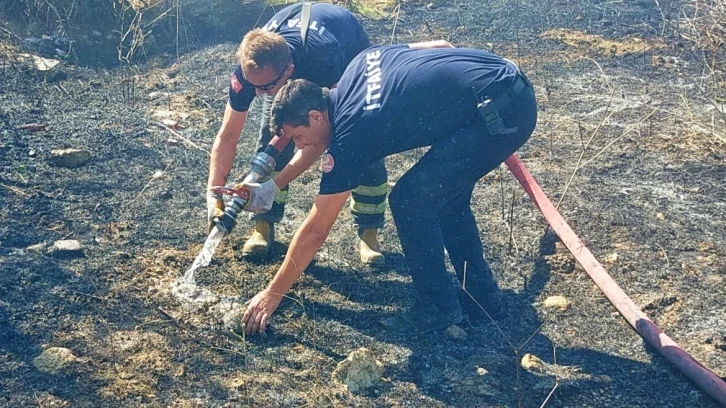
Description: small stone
xmin=49 ymin=240 xmax=84 ymax=259
xmin=476 ymin=367 xmax=489 ymax=376
xmin=222 ymin=303 xmax=245 ymax=335
xmin=656 ymin=213 xmax=665 ymax=220
xmin=152 ymin=170 xmax=164 ymax=179
xmin=25 ymin=37 xmax=42 ymax=46
xmin=604 ymin=253 xmax=618 ymax=264
xmin=33 ymin=347 xmax=77 ymax=373
xmin=543 ymin=295 xmax=569 ymax=310
xmin=173 ymin=364 xmax=185 ymax=378
xmin=50 ymin=148 xmax=91 ymax=168
xmin=27 ymin=242 xmax=46 ymax=252
xmin=148 ymin=91 xmax=166 ymax=101
xmin=161 ymin=119 xmax=182 ymax=129
xmin=332 ymin=348 xmax=384 ymax=393
xmin=521 ymin=353 xmax=543 ymax=371
xmin=445 ymin=325 xmax=468 ymax=340
xmin=28 ymin=149 xmax=36 ymax=157
xmin=594 ymin=374 xmax=612 ymax=383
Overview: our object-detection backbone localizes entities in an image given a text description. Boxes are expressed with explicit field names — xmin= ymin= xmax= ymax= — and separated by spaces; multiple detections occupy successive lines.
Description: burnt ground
xmin=1 ymin=0 xmax=725 ymax=406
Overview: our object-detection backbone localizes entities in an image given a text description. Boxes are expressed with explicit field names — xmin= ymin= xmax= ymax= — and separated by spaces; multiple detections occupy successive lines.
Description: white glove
xmin=241 ymin=179 xmax=280 ymax=214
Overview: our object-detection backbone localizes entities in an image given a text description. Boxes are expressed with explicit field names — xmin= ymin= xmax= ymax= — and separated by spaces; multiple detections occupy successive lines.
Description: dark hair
xmin=269 ymin=79 xmax=329 ymax=135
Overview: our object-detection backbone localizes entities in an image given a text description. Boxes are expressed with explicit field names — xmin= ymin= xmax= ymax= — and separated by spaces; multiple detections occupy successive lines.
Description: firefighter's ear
xmin=309 ymin=110 xmax=323 ymax=124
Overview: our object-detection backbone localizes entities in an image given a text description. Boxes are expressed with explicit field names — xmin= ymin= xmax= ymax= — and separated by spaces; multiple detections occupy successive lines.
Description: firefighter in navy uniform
xmin=239 ymin=43 xmax=537 ymax=335
xmin=206 ymin=2 xmax=388 ymax=265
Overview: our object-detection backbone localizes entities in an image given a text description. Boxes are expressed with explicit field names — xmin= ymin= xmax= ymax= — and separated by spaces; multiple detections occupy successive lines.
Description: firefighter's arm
xmin=407 ymin=40 xmax=454 ymax=49
xmin=273 ymin=143 xmax=327 ymax=189
xmin=242 ymin=191 xmax=350 ymax=334
xmin=207 ymin=102 xmax=247 ymax=190
xmin=206 ymin=103 xmax=247 ymax=230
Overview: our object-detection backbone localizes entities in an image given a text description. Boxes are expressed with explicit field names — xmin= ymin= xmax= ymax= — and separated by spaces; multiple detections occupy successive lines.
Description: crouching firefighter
xmin=239 ymin=43 xmax=537 ymax=335
xmin=206 ymin=2 xmax=388 ymax=265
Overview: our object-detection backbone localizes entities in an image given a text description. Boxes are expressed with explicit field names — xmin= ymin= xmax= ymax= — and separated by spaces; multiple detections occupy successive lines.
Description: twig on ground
xmin=499 ymin=165 xmax=506 ymax=220
xmin=555 ymin=88 xmax=615 ymax=211
xmin=129 ymin=162 xmax=171 ymax=203
xmin=150 ymin=120 xmax=209 ymax=154
xmin=580 ymin=108 xmax=658 ymax=167
xmin=539 ymin=340 xmax=560 ymax=408
xmin=0 ymin=183 xmax=29 ymax=196
xmin=653 ymin=0 xmax=667 ymax=36
xmin=507 ymin=187 xmax=520 ymax=254
xmin=656 ymin=243 xmax=670 ymax=267
xmin=389 ymin=2 xmax=402 ymax=45
xmin=68 ymin=290 xmax=104 ymax=302
xmin=462 ymin=262 xmax=515 ymax=349
xmin=157 ymin=306 xmax=185 ymax=329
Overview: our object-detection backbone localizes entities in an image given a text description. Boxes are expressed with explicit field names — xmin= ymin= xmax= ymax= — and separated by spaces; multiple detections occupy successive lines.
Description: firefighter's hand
xmin=242 ymin=289 xmax=282 ymax=335
xmin=239 ymin=179 xmax=280 ymax=214
xmin=206 ymin=190 xmax=225 ymax=233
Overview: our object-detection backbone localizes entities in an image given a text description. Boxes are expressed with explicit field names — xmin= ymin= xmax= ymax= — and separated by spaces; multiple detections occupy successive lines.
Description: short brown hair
xmin=237 ymin=28 xmax=291 ymax=73
xmin=270 ymin=79 xmax=329 ymax=135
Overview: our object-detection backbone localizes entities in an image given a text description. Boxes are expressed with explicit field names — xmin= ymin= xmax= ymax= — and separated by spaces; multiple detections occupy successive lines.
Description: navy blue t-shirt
xmin=320 ymin=45 xmax=520 ymax=195
xmin=228 ymin=3 xmax=370 ymax=112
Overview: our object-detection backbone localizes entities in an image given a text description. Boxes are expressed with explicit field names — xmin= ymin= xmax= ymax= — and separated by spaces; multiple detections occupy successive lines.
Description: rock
xmin=521 ymin=353 xmax=543 ymax=371
xmin=522 ymin=353 xmax=592 ymax=381
xmin=161 ymin=118 xmax=183 ymax=129
xmin=222 ymin=303 xmax=245 ymax=335
xmin=543 ymin=295 xmax=569 ymax=310
xmin=27 ymin=242 xmax=46 ymax=252
xmin=604 ymin=252 xmax=618 ymax=264
xmin=49 ymin=240 xmax=84 ymax=259
xmin=19 ymin=53 xmax=60 ymax=71
xmin=594 ymin=374 xmax=612 ymax=383
xmin=25 ymin=37 xmax=42 ymax=46
xmin=33 ymin=347 xmax=77 ymax=373
xmin=173 ymin=364 xmax=185 ymax=378
xmin=152 ymin=110 xmax=189 ymax=120
xmin=445 ymin=324 xmax=468 ymax=340
xmin=332 ymin=348 xmax=384 ymax=393
xmin=148 ymin=92 xmax=163 ymax=100
xmin=50 ymin=148 xmax=91 ymax=168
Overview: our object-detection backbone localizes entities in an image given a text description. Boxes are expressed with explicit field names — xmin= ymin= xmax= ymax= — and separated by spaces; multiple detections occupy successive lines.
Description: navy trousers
xmin=388 ymin=82 xmax=537 ymax=312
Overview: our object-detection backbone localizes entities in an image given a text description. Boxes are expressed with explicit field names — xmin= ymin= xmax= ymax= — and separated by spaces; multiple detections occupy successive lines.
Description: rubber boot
xmin=242 ymin=220 xmax=274 ymax=259
xmin=359 ymin=228 xmax=385 ymax=266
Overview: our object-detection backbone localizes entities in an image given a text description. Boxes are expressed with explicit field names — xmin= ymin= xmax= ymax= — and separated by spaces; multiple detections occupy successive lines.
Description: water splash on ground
xmin=172 ymin=225 xmax=227 ymax=306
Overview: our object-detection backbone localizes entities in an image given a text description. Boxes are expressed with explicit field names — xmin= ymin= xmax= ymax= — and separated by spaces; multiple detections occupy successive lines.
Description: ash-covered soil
xmin=1 ymin=0 xmax=724 ymax=407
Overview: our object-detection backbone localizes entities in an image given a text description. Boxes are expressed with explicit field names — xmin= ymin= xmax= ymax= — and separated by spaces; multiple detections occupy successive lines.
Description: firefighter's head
xmin=270 ymin=79 xmax=331 ymax=150
xmin=238 ymin=29 xmax=295 ymax=96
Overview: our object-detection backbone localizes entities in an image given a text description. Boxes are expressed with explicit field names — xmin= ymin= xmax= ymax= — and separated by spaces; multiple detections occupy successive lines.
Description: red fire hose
xmin=504 ymin=154 xmax=726 ymax=406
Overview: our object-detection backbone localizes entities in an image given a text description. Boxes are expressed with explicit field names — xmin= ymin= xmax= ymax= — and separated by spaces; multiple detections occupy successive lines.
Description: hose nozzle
xmin=210 ymin=186 xmax=250 ymax=233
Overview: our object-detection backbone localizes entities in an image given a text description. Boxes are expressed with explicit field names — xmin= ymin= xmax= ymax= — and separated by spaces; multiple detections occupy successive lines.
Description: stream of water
xmin=172 ymin=225 xmax=227 ymax=306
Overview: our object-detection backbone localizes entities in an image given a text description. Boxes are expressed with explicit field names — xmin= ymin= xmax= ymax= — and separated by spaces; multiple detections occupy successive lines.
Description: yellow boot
xmin=242 ymin=221 xmax=274 ymax=259
xmin=359 ymin=229 xmax=385 ymax=267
